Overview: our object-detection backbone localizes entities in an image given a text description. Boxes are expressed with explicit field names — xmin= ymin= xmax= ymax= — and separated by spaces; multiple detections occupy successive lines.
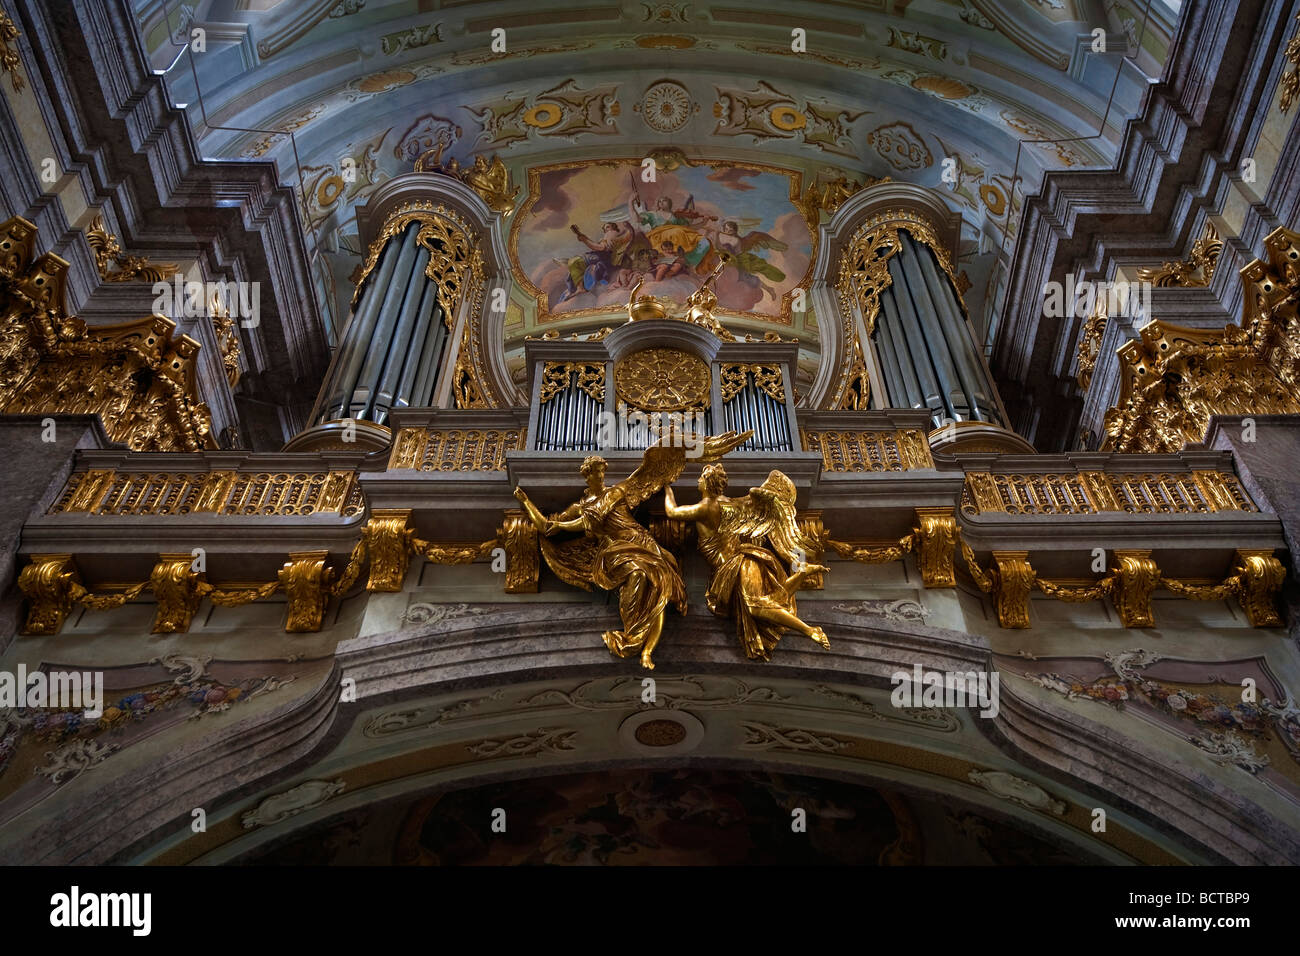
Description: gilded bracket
xmin=499 ymin=510 xmax=540 ymax=594
xmin=913 ymin=508 xmax=957 ymax=587
xmin=18 ymin=554 xmax=80 ymax=635
xmin=149 ymin=554 xmax=207 ymax=634
xmin=1231 ymin=549 xmax=1285 ymax=627
xmin=1110 ymin=550 xmax=1159 ymax=628
xmin=990 ymin=551 xmax=1034 ymax=629
xmin=280 ymin=551 xmax=335 ymax=633
xmin=363 ymin=509 xmax=414 ymax=592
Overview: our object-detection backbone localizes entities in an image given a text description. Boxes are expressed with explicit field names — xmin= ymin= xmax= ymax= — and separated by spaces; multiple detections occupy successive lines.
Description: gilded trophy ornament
xmin=512 ymin=430 xmax=751 ymax=668
xmin=624 ymin=257 xmax=736 ymax=339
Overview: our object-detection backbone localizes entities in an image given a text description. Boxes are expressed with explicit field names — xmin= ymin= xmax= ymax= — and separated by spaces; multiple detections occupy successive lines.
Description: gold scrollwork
xmin=0 ymin=217 xmax=212 ymax=451
xmin=351 ymin=202 xmax=477 ymax=321
xmin=86 ymin=215 xmax=178 ymax=284
xmin=1136 ymin=223 xmax=1222 ymax=288
xmin=540 ymin=361 xmax=605 ymax=404
xmin=280 ymin=551 xmax=335 ymax=633
xmin=1102 ymin=225 xmax=1300 ymax=453
xmin=831 ymin=208 xmax=958 ymax=410
xmin=720 ymin=363 xmax=785 ymax=403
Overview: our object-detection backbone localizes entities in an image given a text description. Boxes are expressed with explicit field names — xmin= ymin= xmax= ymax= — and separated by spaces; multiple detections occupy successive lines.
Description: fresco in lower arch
xmin=511 ymin=159 xmax=815 ymax=324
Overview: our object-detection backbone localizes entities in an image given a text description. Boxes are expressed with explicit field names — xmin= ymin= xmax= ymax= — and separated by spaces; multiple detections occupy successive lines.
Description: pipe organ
xmin=525 ymin=325 xmax=797 ymax=454
xmin=288 ymin=202 xmax=480 ymax=451
xmin=837 ymin=208 xmax=1031 ymax=453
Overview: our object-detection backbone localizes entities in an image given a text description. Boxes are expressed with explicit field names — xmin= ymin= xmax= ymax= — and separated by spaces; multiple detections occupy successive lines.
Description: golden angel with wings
xmin=664 ymin=465 xmax=828 ymax=660
xmin=513 ymin=431 xmax=751 ymax=669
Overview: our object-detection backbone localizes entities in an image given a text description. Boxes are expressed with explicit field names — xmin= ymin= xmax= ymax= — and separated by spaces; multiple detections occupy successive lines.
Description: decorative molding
xmin=967 ymin=769 xmax=1067 ymax=815
xmin=241 ymin=779 xmax=346 ymax=829
xmin=0 ymin=218 xmax=211 ymax=451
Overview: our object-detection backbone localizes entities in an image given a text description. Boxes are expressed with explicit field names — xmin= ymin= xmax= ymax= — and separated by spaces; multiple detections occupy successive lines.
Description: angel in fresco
xmin=513 ymin=431 xmax=751 ymax=669
xmin=707 ymin=219 xmax=788 ymax=292
xmin=664 ymin=465 xmax=829 ymax=660
xmin=628 ymin=185 xmax=718 ymax=275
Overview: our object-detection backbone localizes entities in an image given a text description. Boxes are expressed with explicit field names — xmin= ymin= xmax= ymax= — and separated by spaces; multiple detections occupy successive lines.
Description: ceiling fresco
xmin=134 ymin=0 xmax=1178 ymax=355
xmin=241 ymin=768 xmax=1099 ymax=865
xmin=512 ymin=158 xmax=814 ymax=323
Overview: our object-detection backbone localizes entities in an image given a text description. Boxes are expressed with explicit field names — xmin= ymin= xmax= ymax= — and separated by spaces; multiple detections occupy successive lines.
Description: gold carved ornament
xmin=802 ymin=428 xmax=934 ymax=471
xmin=823 ymin=507 xmax=955 ymax=588
xmin=799 ymin=172 xmax=890 ymax=223
xmin=615 ymin=348 xmax=710 ymax=412
xmin=1283 ymin=11 xmax=1300 ymax=113
xmin=539 ymin=361 xmax=605 ymax=404
xmin=351 ymin=202 xmax=476 ymax=318
xmin=1102 ymin=225 xmax=1300 ymax=453
xmin=0 ymin=217 xmax=213 ymax=451
xmin=388 ymin=427 xmax=525 ymax=471
xmin=720 ymin=363 xmax=784 ymax=403
xmin=1136 ymin=223 xmax=1223 ymax=288
xmin=1075 ymin=298 xmax=1107 ymax=390
xmin=624 ymin=263 xmax=737 ymax=341
xmin=415 ymin=144 xmax=520 ymax=217
xmin=831 ymin=210 xmax=958 ymax=410
xmin=960 ymin=470 xmax=1256 ymax=516
xmin=512 ymin=431 xmax=755 ymax=668
xmin=956 ymin=536 xmax=1284 ymax=629
xmin=86 ymin=216 xmax=179 ymax=283
xmin=0 ymin=12 xmax=24 ymax=92
xmin=49 ymin=468 xmax=363 ymax=516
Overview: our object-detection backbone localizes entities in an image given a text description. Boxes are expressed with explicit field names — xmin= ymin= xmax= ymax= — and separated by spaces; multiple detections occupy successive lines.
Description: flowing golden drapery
xmin=540 ymin=487 xmax=687 ymax=657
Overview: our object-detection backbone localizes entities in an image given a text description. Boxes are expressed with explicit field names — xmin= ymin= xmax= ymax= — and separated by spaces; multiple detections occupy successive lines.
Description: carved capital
xmin=913 ymin=507 xmax=956 ymax=587
xmin=18 ymin=554 xmax=80 ymax=635
xmin=364 ymin=509 xmax=414 ymax=592
xmin=280 ymin=551 xmax=335 ymax=633
xmin=991 ymin=551 xmax=1034 ymax=629
xmin=1111 ymin=550 xmax=1159 ymax=628
xmin=500 ymin=510 xmax=540 ymax=594
xmin=1231 ymin=549 xmax=1285 ymax=627
xmin=150 ymin=554 xmax=207 ymax=634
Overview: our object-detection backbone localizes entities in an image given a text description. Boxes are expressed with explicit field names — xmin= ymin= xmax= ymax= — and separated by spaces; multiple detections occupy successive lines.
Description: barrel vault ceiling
xmin=132 ymin=0 xmax=1176 ymax=395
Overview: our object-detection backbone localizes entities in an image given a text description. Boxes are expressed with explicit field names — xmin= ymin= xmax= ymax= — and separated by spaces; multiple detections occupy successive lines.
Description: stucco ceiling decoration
xmin=143 ymin=0 xmax=1168 ymax=359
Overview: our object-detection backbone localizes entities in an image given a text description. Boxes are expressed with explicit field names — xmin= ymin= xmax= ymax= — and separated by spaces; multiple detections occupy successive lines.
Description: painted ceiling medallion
xmin=911 ymin=75 xmax=974 ymax=99
xmin=638 ymin=80 xmax=696 ymax=133
xmin=635 ymin=34 xmax=695 ymax=49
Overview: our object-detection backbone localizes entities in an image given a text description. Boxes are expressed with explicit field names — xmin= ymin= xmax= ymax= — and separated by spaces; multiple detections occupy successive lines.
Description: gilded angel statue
xmin=664 ymin=464 xmax=829 ymax=660
xmin=513 ymin=430 xmax=752 ymax=669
